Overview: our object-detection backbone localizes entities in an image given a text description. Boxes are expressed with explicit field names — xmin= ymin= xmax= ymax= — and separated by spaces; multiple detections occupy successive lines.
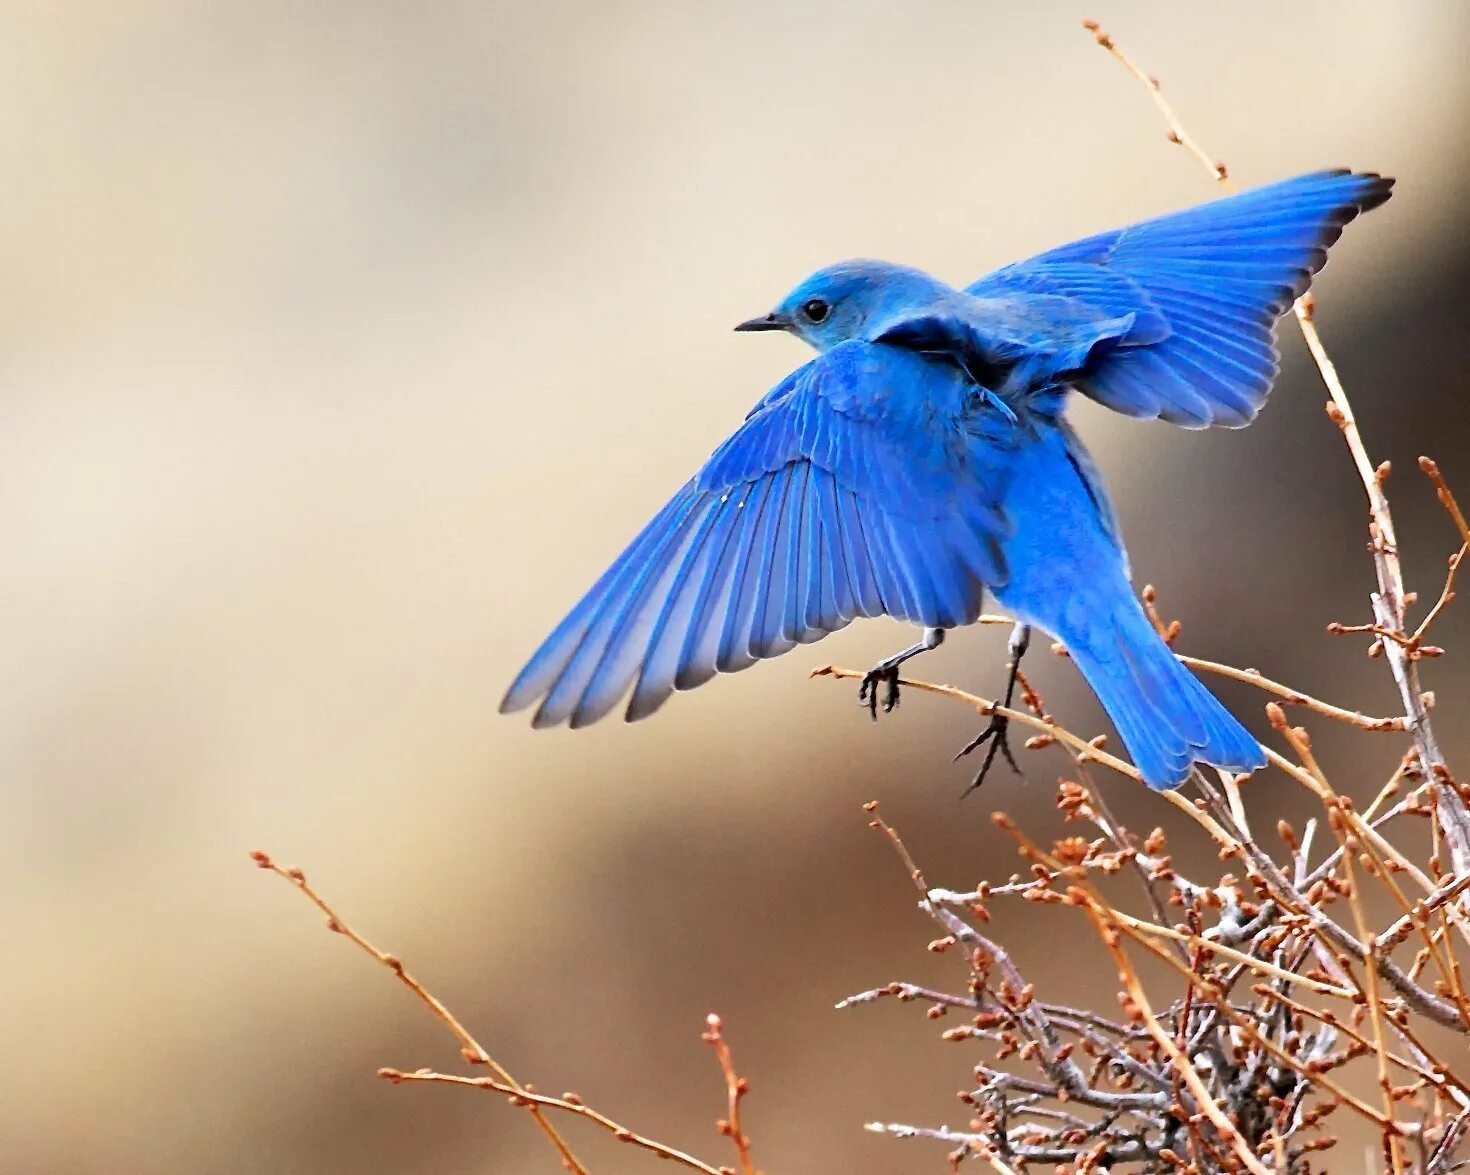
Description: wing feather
xmin=966 ymin=170 xmax=1391 ymax=428
xmin=503 ymin=342 xmax=1017 ymax=726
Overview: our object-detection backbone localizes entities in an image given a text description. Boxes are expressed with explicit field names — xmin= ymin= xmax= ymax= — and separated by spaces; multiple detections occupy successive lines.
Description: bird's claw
xmin=857 ymin=666 xmax=901 ymax=721
xmin=954 ymin=708 xmax=1022 ymax=795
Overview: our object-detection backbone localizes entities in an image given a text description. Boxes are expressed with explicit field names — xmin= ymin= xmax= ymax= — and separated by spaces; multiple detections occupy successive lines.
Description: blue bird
xmin=501 ymin=170 xmax=1391 ymax=789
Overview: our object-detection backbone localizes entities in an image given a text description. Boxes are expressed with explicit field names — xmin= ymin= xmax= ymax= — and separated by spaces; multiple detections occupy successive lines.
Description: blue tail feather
xmin=1067 ymin=601 xmax=1265 ymax=790
xmin=993 ymin=428 xmax=1266 ymax=790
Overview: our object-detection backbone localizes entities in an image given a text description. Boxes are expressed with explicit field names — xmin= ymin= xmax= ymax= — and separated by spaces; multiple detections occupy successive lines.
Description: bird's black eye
xmin=802 ymin=298 xmax=830 ymax=324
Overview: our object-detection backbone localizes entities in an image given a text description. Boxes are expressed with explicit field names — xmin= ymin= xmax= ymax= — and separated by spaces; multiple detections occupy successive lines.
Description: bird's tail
xmin=1061 ymin=594 xmax=1264 ymax=790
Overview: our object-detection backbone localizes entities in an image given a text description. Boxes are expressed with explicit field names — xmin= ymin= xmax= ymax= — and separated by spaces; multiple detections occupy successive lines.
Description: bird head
xmin=734 ymin=259 xmax=949 ymax=352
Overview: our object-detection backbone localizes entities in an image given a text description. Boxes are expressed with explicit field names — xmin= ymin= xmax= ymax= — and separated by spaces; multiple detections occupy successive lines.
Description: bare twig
xmin=250 ymin=851 xmax=731 ymax=1175
xmin=1180 ymin=654 xmax=1406 ymax=732
xmin=703 ymin=1014 xmax=760 ymax=1175
xmin=378 ymin=1069 xmax=730 ymax=1174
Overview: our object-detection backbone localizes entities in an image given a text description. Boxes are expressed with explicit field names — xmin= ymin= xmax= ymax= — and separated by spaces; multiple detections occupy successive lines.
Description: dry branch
xmin=249 ymin=850 xmax=747 ymax=1175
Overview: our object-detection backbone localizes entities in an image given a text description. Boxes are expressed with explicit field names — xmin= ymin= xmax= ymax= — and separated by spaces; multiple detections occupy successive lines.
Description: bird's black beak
xmin=733 ymin=312 xmax=790 ymax=333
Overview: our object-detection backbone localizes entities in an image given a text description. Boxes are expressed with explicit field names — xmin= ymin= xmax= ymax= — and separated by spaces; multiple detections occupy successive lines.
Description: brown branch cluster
xmin=846 ymin=741 xmax=1470 ymax=1174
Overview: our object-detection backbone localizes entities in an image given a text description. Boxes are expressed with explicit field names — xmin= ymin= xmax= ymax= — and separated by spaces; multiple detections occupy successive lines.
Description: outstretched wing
xmin=501 ymin=340 xmax=1017 ymax=728
xmin=966 ymin=170 xmax=1393 ymax=427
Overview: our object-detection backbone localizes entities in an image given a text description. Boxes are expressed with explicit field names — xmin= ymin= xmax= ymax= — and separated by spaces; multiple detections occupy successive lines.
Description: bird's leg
xmin=858 ymin=627 xmax=944 ymax=721
xmin=956 ymin=623 xmax=1030 ymax=794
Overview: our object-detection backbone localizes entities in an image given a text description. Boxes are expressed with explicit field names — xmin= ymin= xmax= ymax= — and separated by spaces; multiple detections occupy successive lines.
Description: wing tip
xmin=498 ymin=693 xmax=530 ymax=717
xmin=1344 ymin=170 xmax=1396 ymax=215
xmin=623 ymin=685 xmax=671 ymax=724
xmin=1283 ymin=170 xmax=1394 ymax=297
xmin=530 ymin=696 xmax=573 ymax=728
xmin=500 ymin=675 xmax=545 ymax=718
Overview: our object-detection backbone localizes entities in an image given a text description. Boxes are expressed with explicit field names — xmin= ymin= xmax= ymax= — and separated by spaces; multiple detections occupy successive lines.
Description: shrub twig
xmin=249 ymin=849 xmax=740 ymax=1175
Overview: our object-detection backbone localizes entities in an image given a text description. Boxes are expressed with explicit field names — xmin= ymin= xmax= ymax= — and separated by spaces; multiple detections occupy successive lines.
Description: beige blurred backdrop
xmin=3 ymin=3 xmax=1469 ymax=1172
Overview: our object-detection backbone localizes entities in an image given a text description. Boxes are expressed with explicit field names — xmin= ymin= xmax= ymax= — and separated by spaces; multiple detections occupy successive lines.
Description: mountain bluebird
xmin=501 ymin=170 xmax=1391 ymax=789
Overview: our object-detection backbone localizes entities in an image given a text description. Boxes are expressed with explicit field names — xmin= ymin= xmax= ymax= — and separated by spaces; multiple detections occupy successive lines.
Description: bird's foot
xmin=856 ymin=628 xmax=944 ymax=721
xmin=955 ymin=708 xmax=1022 ymax=795
xmin=857 ymin=665 xmax=902 ymax=721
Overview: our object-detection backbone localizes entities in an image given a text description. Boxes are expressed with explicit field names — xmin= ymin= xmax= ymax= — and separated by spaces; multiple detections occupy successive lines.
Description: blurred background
xmin=2 ymin=2 xmax=1468 ymax=1171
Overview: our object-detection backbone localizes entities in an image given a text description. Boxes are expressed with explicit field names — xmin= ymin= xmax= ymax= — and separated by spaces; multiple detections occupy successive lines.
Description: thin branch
xmin=378 ymin=1070 xmax=729 ymax=1175
xmin=250 ymin=850 xmax=729 ymax=1175
xmin=862 ymin=1123 xmax=1026 ymax=1174
xmin=249 ymin=851 xmax=590 ymax=1173
xmin=834 ymin=981 xmax=975 ymax=1012
xmin=812 ymin=665 xmax=1140 ymax=781
xmin=703 ymin=1014 xmax=759 ymax=1175
xmin=1180 ymin=654 xmax=1406 ymax=731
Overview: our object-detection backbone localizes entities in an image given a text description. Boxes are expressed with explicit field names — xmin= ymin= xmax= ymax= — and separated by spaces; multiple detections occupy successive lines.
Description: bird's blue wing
xmin=966 ymin=170 xmax=1392 ymax=427
xmin=500 ymin=340 xmax=1017 ymax=728
xmin=870 ymin=296 xmax=1144 ymax=397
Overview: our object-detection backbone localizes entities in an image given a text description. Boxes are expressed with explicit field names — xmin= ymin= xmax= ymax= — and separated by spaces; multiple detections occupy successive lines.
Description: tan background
xmin=3 ymin=3 xmax=1468 ymax=1171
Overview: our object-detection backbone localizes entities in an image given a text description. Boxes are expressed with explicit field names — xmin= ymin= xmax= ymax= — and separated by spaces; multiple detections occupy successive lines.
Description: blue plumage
xmin=502 ymin=170 xmax=1391 ymax=788
xmin=968 ymin=170 xmax=1393 ymax=426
